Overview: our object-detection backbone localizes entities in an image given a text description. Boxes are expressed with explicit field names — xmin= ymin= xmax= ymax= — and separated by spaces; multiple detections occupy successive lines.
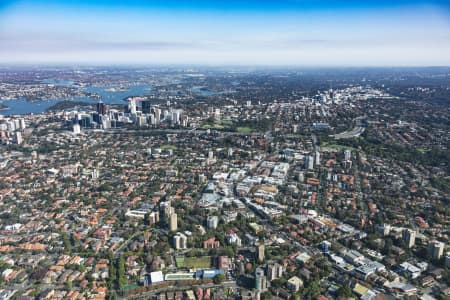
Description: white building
xmin=207 ymin=216 xmax=219 ymax=229
xmin=73 ymin=124 xmax=81 ymax=135
xmin=173 ymin=232 xmax=187 ymax=250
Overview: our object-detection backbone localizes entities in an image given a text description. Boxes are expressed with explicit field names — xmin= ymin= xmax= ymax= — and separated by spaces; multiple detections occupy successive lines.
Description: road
xmin=123 ymin=280 xmax=238 ymax=299
xmin=113 ymin=230 xmax=143 ymax=258
xmin=93 ymin=127 xmax=265 ymax=138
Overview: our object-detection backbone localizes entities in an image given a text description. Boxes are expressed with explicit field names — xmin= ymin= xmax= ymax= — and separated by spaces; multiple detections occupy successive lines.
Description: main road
xmin=92 ymin=127 xmax=265 ymax=137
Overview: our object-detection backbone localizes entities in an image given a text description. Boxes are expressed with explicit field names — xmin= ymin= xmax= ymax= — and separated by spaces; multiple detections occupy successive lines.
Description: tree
xmin=62 ymin=232 xmax=72 ymax=254
xmin=338 ymin=285 xmax=353 ymax=299
xmin=107 ymin=290 xmax=118 ymax=300
xmin=117 ymin=255 xmax=126 ymax=289
xmin=214 ymin=274 xmax=225 ymax=284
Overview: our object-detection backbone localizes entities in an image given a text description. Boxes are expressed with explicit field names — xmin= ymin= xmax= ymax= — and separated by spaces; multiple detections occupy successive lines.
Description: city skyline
xmin=0 ymin=0 xmax=450 ymax=66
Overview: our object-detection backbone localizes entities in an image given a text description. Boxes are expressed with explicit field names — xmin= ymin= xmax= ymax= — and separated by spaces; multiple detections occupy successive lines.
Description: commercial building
xmin=255 ymin=268 xmax=268 ymax=292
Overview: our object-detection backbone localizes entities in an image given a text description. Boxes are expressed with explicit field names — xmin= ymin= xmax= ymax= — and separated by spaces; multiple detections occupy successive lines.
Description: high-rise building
xmin=153 ymin=108 xmax=161 ymax=124
xmin=344 ymin=149 xmax=352 ymax=161
xmin=173 ymin=232 xmax=187 ymax=249
xmin=428 ymin=240 xmax=444 ymax=260
xmin=169 ymin=213 xmax=178 ymax=232
xmin=257 ymin=244 xmax=265 ymax=263
xmin=402 ymin=229 xmax=416 ymax=248
xmin=255 ymin=268 xmax=268 ymax=292
xmin=137 ymin=116 xmax=147 ymax=126
xmin=445 ymin=252 xmax=450 ymax=268
xmin=160 ymin=201 xmax=173 ymax=217
xmin=314 ymin=151 xmax=321 ymax=166
xmin=378 ymin=224 xmax=391 ymax=236
xmin=73 ymin=124 xmax=81 ymax=135
xmin=96 ymin=100 xmax=106 ymax=115
xmin=18 ymin=118 xmax=26 ymax=130
xmin=297 ymin=171 xmax=305 ymax=183
xmin=207 ymin=216 xmax=219 ymax=229
xmin=148 ymin=211 xmax=160 ymax=225
xmin=305 ymin=155 xmax=314 ymax=170
xmin=267 ymin=263 xmax=283 ymax=281
xmin=14 ymin=132 xmax=23 ymax=145
xmin=172 ymin=110 xmax=181 ymax=124
xmin=128 ymin=99 xmax=137 ymax=114
xmin=141 ymin=100 xmax=152 ymax=114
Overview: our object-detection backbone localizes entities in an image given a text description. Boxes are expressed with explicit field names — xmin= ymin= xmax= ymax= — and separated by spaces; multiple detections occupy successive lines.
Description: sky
xmin=0 ymin=0 xmax=449 ymax=66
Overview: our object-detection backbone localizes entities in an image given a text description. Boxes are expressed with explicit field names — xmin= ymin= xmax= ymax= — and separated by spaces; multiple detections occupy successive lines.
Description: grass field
xmin=160 ymin=144 xmax=177 ymax=150
xmin=200 ymin=118 xmax=234 ymax=130
xmin=200 ymin=124 xmax=224 ymax=129
xmin=175 ymin=256 xmax=185 ymax=268
xmin=236 ymin=127 xmax=254 ymax=133
xmin=183 ymin=256 xmax=212 ymax=269
xmin=321 ymin=142 xmax=358 ymax=152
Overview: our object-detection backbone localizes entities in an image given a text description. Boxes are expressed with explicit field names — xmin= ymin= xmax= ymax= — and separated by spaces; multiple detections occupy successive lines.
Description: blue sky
xmin=0 ymin=0 xmax=449 ymax=66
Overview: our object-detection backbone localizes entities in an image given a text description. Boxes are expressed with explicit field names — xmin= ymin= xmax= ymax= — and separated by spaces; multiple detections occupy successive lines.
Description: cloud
xmin=0 ymin=32 xmax=201 ymax=53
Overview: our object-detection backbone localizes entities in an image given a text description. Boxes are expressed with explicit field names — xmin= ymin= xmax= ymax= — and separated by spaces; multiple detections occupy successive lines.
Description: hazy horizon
xmin=1 ymin=0 xmax=450 ymax=66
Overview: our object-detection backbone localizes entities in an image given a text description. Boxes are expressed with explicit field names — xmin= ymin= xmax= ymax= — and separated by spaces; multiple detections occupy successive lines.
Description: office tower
xmin=137 ymin=116 xmax=147 ymax=126
xmin=163 ymin=110 xmax=169 ymax=120
xmin=402 ymin=229 xmax=416 ymax=248
xmin=102 ymin=119 xmax=111 ymax=130
xmin=153 ymin=107 xmax=161 ymax=124
xmin=445 ymin=252 xmax=450 ymax=268
xmin=73 ymin=124 xmax=81 ymax=135
xmin=428 ymin=240 xmax=444 ymax=260
xmin=141 ymin=100 xmax=152 ymax=114
xmin=169 ymin=213 xmax=178 ymax=232
xmin=255 ymin=268 xmax=268 ymax=292
xmin=127 ymin=99 xmax=137 ymax=114
xmin=96 ymin=100 xmax=106 ymax=115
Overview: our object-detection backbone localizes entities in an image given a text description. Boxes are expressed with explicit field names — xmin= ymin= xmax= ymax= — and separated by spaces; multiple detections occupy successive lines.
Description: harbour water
xmin=0 ymin=84 xmax=152 ymax=115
